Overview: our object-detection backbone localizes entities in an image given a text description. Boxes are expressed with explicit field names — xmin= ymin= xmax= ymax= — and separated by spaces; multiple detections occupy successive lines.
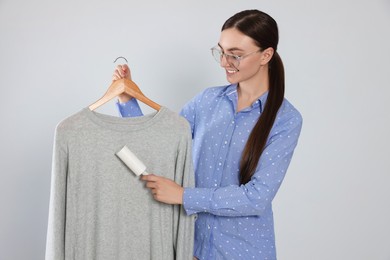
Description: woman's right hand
xmin=112 ymin=64 xmax=133 ymax=103
xmin=112 ymin=64 xmax=131 ymax=81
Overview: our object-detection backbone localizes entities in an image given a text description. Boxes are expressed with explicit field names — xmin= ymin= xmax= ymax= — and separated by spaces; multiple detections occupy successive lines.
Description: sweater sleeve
xmin=172 ymin=122 xmax=196 ymax=260
xmin=45 ymin=125 xmax=68 ymax=260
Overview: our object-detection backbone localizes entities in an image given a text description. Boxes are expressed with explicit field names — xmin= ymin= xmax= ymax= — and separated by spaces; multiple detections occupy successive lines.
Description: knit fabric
xmin=45 ymin=107 xmax=195 ymax=260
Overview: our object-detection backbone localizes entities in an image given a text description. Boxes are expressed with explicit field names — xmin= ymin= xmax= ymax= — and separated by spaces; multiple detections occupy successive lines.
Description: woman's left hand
xmin=140 ymin=174 xmax=184 ymax=205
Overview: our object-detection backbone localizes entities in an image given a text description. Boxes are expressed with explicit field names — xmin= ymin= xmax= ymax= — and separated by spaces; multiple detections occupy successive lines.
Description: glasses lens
xmin=228 ymin=55 xmax=239 ymax=68
xmin=211 ymin=47 xmax=240 ymax=68
xmin=211 ymin=48 xmax=222 ymax=63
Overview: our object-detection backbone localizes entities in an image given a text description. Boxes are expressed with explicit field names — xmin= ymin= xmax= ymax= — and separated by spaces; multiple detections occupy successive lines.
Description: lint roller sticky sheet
xmin=116 ymin=146 xmax=149 ymax=176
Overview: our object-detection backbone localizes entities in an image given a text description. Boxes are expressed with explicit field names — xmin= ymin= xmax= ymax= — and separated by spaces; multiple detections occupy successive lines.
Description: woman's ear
xmin=260 ymin=47 xmax=274 ymax=65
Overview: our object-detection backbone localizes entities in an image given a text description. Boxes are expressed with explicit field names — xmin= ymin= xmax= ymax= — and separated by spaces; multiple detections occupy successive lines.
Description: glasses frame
xmin=210 ymin=46 xmax=261 ymax=68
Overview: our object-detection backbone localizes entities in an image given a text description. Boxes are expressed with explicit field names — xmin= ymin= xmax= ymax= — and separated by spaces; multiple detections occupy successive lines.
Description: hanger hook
xmin=113 ymin=56 xmax=128 ymax=64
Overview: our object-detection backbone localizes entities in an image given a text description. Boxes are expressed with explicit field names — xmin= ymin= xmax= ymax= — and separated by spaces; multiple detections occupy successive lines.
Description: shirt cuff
xmin=116 ymin=98 xmax=143 ymax=117
xmin=183 ymin=187 xmax=214 ymax=215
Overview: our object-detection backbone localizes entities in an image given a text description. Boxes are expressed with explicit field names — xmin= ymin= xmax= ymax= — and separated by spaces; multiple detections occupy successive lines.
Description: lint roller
xmin=116 ymin=145 xmax=149 ymax=176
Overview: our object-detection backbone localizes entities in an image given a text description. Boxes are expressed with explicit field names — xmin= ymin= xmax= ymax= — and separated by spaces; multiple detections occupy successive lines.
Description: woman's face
xmin=217 ymin=28 xmax=266 ymax=85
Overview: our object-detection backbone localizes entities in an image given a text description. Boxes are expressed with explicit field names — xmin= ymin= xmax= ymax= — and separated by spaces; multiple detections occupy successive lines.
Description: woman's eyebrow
xmin=218 ymin=43 xmax=244 ymax=52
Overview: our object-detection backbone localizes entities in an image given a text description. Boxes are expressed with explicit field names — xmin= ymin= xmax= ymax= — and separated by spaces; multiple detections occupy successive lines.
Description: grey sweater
xmin=45 ymin=107 xmax=195 ymax=260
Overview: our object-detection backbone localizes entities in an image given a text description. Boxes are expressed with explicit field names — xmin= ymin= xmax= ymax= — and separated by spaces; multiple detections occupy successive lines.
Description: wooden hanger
xmin=89 ymin=78 xmax=161 ymax=111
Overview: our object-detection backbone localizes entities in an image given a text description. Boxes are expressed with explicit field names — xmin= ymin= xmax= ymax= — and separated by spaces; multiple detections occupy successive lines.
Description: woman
xmin=113 ymin=9 xmax=302 ymax=260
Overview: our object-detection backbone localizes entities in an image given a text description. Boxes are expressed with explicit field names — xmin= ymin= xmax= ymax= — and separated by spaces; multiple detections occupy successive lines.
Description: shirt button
xmin=208 ymin=225 xmax=211 ymax=229
xmin=224 ymin=141 xmax=228 ymax=144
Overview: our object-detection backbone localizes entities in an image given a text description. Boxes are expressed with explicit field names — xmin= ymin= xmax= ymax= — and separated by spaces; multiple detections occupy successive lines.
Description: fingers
xmin=142 ymin=175 xmax=159 ymax=197
xmin=119 ymin=64 xmax=130 ymax=78
xmin=112 ymin=71 xmax=121 ymax=81
xmin=140 ymin=174 xmax=157 ymax=182
xmin=112 ymin=64 xmax=132 ymax=81
xmin=140 ymin=174 xmax=183 ymax=204
xmin=145 ymin=180 xmax=158 ymax=189
xmin=141 ymin=174 xmax=158 ymax=189
xmin=142 ymin=174 xmax=163 ymax=195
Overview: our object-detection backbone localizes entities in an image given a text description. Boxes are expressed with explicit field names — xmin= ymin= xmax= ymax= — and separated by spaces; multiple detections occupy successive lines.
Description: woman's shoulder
xmin=276 ymin=98 xmax=303 ymax=128
xmin=193 ymin=84 xmax=235 ymax=101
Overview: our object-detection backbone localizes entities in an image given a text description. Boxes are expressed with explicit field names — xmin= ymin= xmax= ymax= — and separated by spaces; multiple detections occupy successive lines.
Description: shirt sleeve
xmin=179 ymin=90 xmax=206 ymax=138
xmin=45 ymin=125 xmax=68 ymax=260
xmin=172 ymin=120 xmax=195 ymax=259
xmin=183 ymin=110 xmax=303 ymax=217
xmin=116 ymin=98 xmax=143 ymax=117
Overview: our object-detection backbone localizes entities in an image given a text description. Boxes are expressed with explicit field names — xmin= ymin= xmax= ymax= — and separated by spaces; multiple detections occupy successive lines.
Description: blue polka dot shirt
xmin=118 ymin=84 xmax=303 ymax=260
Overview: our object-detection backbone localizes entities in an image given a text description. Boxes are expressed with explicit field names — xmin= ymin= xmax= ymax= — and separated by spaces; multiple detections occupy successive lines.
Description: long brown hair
xmin=222 ymin=10 xmax=285 ymax=185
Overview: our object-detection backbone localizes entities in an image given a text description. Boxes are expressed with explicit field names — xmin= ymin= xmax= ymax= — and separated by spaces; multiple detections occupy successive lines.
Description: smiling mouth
xmin=226 ymin=69 xmax=238 ymax=74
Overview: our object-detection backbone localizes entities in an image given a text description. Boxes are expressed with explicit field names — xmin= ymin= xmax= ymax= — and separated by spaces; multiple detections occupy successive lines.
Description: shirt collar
xmin=219 ymin=84 xmax=238 ymax=97
xmin=219 ymin=84 xmax=269 ymax=113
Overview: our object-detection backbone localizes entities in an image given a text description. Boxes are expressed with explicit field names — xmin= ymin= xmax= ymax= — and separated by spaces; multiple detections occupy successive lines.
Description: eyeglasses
xmin=211 ymin=46 xmax=261 ymax=68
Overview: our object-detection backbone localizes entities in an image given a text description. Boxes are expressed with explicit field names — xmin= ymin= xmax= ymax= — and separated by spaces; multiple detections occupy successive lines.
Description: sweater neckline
xmin=82 ymin=106 xmax=167 ymax=132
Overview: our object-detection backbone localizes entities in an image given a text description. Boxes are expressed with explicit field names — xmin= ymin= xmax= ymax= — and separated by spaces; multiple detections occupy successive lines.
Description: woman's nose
xmin=220 ymin=54 xmax=229 ymax=67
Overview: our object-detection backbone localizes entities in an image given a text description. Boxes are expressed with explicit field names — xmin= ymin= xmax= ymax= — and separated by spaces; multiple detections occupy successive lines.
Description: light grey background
xmin=1 ymin=0 xmax=389 ymax=259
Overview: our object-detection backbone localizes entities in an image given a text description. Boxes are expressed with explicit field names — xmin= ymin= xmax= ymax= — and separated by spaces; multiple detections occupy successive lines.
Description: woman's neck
xmin=236 ymin=76 xmax=269 ymax=112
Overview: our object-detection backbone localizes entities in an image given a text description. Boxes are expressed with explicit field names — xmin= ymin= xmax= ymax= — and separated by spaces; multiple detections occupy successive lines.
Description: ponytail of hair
xmin=239 ymin=51 xmax=285 ymax=185
xmin=221 ymin=9 xmax=285 ymax=185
